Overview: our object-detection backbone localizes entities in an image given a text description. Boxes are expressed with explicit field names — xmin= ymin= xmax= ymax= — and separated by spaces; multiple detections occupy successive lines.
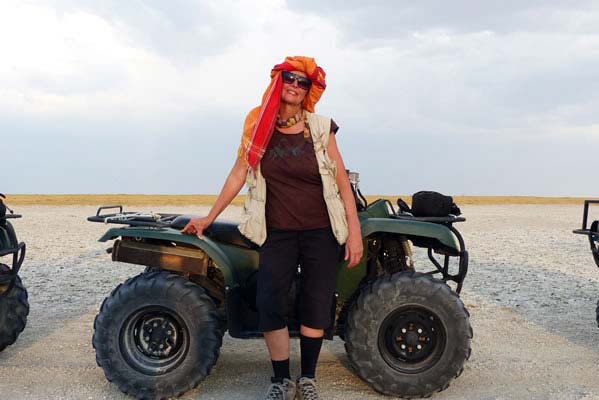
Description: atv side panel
xmin=335 ymin=247 xmax=367 ymax=302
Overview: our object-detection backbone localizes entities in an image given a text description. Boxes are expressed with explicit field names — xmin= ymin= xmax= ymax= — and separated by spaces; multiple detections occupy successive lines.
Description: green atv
xmin=89 ymin=172 xmax=472 ymax=399
xmin=0 ymin=194 xmax=29 ymax=352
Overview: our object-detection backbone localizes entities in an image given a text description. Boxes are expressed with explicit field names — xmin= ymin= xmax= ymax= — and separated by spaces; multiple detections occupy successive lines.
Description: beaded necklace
xmin=276 ymin=109 xmax=304 ymax=129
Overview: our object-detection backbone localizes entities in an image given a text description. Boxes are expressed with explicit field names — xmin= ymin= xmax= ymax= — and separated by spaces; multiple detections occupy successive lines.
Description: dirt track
xmin=2 ymin=204 xmax=599 ymax=399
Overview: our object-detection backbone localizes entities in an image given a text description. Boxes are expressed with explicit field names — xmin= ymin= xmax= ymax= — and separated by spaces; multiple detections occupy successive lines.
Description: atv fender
xmin=360 ymin=218 xmax=460 ymax=252
xmin=98 ymin=227 xmax=239 ymax=286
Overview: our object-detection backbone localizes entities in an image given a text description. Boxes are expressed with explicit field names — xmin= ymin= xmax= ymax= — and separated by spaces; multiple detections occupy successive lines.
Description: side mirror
xmin=348 ymin=171 xmax=360 ymax=186
xmin=346 ymin=170 xmax=367 ymax=211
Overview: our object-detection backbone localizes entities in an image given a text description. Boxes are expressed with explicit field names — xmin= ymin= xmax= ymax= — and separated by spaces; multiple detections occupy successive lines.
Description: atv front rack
xmin=573 ymin=200 xmax=599 ymax=269
xmin=87 ymin=205 xmax=181 ymax=228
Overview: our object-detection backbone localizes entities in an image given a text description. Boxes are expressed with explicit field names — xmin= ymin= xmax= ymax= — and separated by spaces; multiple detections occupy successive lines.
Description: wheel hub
xmin=393 ymin=322 xmax=432 ymax=357
xmin=138 ymin=316 xmax=179 ymax=358
xmin=120 ymin=306 xmax=189 ymax=376
xmin=378 ymin=306 xmax=446 ymax=374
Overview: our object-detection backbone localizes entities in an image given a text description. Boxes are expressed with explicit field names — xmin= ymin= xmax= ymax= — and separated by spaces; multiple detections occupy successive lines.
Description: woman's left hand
xmin=344 ymin=230 xmax=363 ymax=269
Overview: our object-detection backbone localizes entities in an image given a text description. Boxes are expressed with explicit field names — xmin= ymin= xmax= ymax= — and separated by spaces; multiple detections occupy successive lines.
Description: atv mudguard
xmin=98 ymin=227 xmax=258 ymax=288
xmin=358 ymin=198 xmax=460 ymax=252
xmin=360 ymin=217 xmax=460 ymax=251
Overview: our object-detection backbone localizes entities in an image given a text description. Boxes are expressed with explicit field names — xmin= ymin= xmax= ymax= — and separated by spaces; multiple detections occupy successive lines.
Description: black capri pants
xmin=256 ymin=226 xmax=341 ymax=332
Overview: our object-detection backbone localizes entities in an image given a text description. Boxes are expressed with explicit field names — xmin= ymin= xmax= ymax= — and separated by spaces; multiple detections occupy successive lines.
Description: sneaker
xmin=296 ymin=377 xmax=320 ymax=400
xmin=264 ymin=378 xmax=296 ymax=400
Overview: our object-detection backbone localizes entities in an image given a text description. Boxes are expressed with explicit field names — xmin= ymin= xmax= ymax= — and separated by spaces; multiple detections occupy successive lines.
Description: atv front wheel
xmin=0 ymin=264 xmax=29 ymax=352
xmin=93 ymin=271 xmax=222 ymax=400
xmin=345 ymin=272 xmax=472 ymax=398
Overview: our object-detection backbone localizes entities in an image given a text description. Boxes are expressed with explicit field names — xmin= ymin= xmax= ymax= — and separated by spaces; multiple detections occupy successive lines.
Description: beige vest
xmin=238 ymin=111 xmax=349 ymax=246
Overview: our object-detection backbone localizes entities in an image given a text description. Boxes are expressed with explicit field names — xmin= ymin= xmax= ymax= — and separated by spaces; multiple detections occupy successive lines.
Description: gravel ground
xmin=2 ymin=204 xmax=599 ymax=399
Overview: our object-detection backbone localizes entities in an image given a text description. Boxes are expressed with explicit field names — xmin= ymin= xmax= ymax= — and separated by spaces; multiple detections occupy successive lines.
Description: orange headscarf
xmin=238 ymin=56 xmax=327 ymax=169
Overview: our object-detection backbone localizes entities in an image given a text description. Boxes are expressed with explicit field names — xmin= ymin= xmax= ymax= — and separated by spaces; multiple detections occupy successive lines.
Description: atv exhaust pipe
xmin=112 ymin=239 xmax=209 ymax=275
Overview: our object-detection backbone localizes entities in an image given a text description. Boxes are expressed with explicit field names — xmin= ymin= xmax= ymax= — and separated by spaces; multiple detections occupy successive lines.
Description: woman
xmin=182 ymin=56 xmax=363 ymax=400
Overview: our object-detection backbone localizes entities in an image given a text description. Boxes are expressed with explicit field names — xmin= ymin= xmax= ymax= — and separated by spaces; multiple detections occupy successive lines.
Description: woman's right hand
xmin=181 ymin=217 xmax=212 ymax=239
xmin=181 ymin=157 xmax=247 ymax=240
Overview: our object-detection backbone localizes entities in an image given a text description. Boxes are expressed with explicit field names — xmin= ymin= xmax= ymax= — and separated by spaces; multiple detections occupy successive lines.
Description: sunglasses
xmin=281 ymin=71 xmax=312 ymax=90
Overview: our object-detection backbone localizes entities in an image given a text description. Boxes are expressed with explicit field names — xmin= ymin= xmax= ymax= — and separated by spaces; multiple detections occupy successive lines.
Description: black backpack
xmin=408 ymin=191 xmax=461 ymax=217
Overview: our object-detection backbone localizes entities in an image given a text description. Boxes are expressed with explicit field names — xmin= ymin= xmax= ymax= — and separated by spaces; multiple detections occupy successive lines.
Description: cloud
xmin=2 ymin=1 xmax=599 ymax=195
xmin=289 ymin=1 xmax=599 ymax=39
xmin=0 ymin=0 xmax=341 ymax=119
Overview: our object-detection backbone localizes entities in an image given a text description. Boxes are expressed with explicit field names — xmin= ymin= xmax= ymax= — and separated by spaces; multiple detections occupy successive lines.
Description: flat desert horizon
xmin=5 ymin=194 xmax=599 ymax=206
xmin=2 ymin=203 xmax=599 ymax=399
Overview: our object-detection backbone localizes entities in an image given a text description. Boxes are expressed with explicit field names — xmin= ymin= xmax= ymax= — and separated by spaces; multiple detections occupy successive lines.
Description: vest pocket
xmin=319 ymin=168 xmax=341 ymax=200
xmin=326 ymin=196 xmax=349 ymax=244
xmin=318 ymin=164 xmax=348 ymax=243
xmin=239 ymin=198 xmax=266 ymax=245
xmin=238 ymin=172 xmax=267 ymax=246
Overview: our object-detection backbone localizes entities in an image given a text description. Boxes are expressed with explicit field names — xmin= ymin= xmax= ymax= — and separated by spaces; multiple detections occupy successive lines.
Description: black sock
xmin=271 ymin=359 xmax=290 ymax=383
xmin=300 ymin=334 xmax=323 ymax=379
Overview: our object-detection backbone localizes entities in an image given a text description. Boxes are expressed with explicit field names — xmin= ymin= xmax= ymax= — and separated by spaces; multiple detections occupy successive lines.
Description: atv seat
xmin=171 ymin=215 xmax=258 ymax=250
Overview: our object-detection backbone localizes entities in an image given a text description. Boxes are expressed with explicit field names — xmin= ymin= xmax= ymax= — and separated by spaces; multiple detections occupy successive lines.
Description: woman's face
xmin=280 ymin=70 xmax=310 ymax=106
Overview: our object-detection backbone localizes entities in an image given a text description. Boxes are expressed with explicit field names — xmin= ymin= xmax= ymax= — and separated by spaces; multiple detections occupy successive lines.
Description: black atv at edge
xmin=573 ymin=200 xmax=599 ymax=326
xmin=0 ymin=193 xmax=29 ymax=352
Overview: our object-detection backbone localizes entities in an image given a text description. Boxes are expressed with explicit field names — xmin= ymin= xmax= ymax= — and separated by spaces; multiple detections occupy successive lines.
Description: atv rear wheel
xmin=345 ymin=272 xmax=472 ymax=398
xmin=93 ymin=271 xmax=222 ymax=400
xmin=0 ymin=264 xmax=29 ymax=352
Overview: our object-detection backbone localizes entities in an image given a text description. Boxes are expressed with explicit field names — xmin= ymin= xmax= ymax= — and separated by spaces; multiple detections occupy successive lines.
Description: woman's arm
xmin=326 ymin=134 xmax=363 ymax=268
xmin=181 ymin=156 xmax=248 ymax=238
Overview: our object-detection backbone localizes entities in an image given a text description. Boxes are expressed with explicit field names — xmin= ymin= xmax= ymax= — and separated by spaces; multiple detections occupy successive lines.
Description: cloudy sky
xmin=2 ymin=0 xmax=599 ymax=196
